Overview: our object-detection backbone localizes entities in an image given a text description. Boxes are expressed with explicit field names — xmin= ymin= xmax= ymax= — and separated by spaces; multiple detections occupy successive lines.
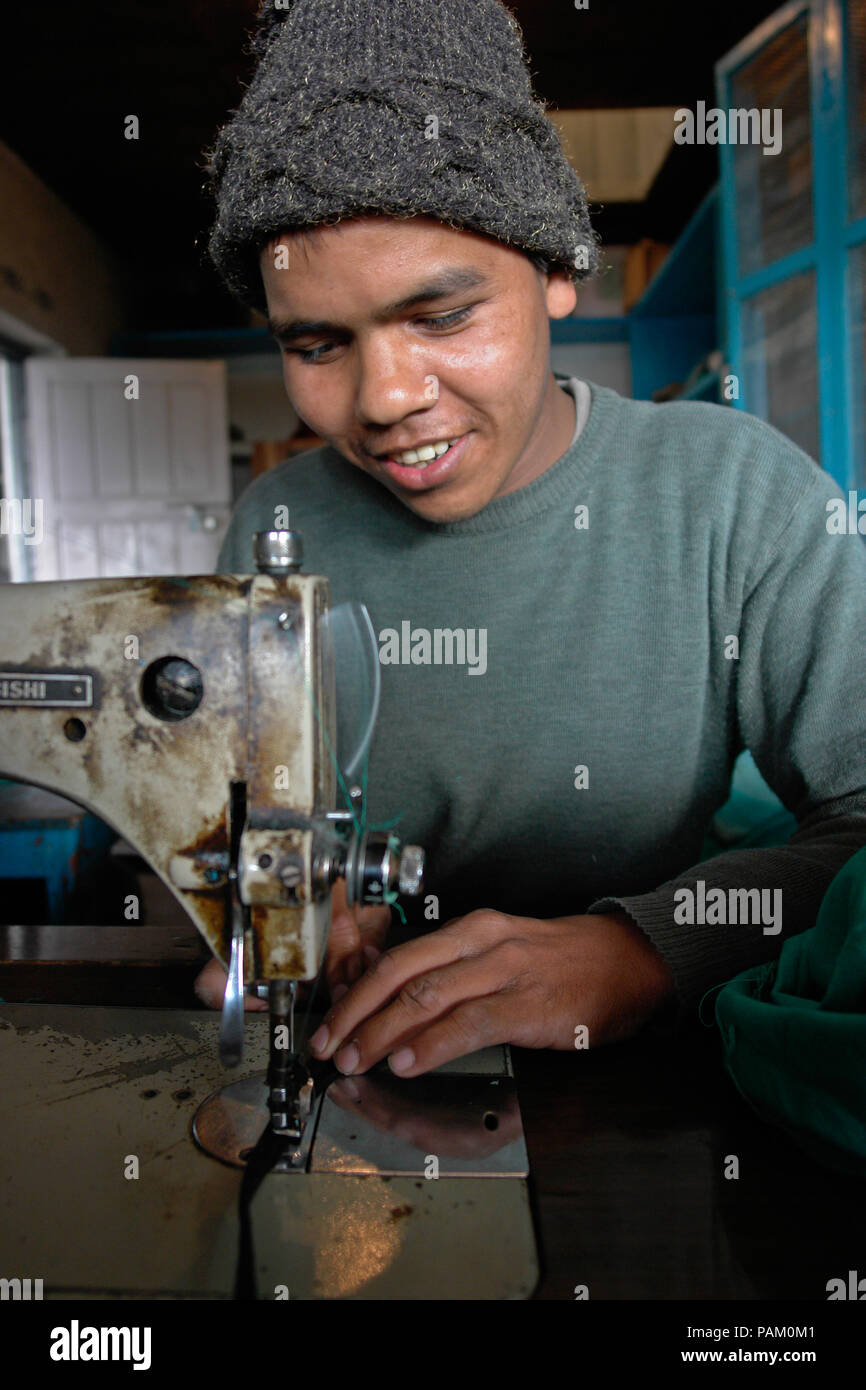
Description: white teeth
xmin=392 ymin=438 xmax=458 ymax=467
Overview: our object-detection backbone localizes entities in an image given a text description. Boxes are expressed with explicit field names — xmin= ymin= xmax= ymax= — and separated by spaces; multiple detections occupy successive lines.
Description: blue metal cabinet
xmin=717 ymin=0 xmax=866 ymax=489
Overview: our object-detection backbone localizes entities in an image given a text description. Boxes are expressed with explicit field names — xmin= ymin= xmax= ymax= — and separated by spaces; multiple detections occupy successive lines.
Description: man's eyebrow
xmin=268 ymin=267 xmax=489 ymax=342
xmin=269 ymin=316 xmax=342 ymax=343
xmin=386 ymin=267 xmax=488 ymax=315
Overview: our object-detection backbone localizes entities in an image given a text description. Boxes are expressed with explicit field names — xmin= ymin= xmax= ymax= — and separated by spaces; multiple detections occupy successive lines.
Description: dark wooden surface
xmin=514 ymin=1029 xmax=866 ymax=1300
xmin=2 ymin=925 xmax=863 ymax=1300
xmin=0 ymin=924 xmax=206 ymax=963
xmin=0 ymin=925 xmax=208 ymax=1006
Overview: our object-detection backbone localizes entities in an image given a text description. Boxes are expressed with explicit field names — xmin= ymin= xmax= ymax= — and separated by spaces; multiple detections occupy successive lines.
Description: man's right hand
xmin=192 ymin=876 xmax=391 ymax=1010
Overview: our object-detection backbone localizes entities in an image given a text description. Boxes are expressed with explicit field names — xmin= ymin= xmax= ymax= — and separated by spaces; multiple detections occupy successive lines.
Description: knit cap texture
xmin=207 ymin=0 xmax=599 ymax=313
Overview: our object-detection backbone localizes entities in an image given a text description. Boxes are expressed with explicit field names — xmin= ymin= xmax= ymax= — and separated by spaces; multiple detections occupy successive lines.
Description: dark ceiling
xmin=2 ymin=0 xmax=783 ymax=331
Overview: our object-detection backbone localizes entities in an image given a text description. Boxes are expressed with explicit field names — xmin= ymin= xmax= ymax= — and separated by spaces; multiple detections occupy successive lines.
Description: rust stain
xmin=144 ymin=575 xmax=247 ymax=607
xmin=252 ymin=903 xmax=306 ymax=978
xmin=179 ymin=815 xmax=229 ymax=859
xmin=179 ymin=887 xmax=231 ymax=966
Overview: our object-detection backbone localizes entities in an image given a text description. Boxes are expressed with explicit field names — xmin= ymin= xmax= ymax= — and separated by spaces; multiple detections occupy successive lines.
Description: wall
xmin=551 ymin=341 xmax=633 ymax=397
xmin=226 ymin=358 xmax=299 ymax=442
xmin=0 ymin=139 xmax=127 ymax=356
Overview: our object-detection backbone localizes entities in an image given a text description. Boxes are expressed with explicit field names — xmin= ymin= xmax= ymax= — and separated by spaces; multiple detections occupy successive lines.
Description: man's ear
xmin=544 ymin=269 xmax=578 ymax=320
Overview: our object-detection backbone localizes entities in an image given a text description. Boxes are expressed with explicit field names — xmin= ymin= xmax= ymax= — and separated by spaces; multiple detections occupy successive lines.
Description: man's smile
xmin=372 ymin=433 xmax=473 ymax=491
xmin=369 ymin=432 xmax=467 ymax=466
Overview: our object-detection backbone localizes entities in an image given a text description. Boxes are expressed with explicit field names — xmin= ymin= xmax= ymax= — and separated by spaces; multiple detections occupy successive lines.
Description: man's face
xmin=260 ymin=216 xmax=577 ymax=523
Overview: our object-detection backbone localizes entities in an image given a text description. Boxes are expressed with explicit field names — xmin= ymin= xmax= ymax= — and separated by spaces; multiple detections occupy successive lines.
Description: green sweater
xmin=217 ymin=379 xmax=866 ymax=1016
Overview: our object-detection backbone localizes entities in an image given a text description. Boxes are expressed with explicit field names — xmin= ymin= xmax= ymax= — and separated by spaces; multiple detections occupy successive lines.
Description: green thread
xmin=295 ymin=623 xmax=408 ymax=856
xmin=383 ymin=832 xmax=408 ymax=926
xmin=383 ymin=889 xmax=408 ymax=927
xmin=698 ymin=969 xmax=771 ymax=1028
xmin=697 ymin=981 xmax=729 ymax=1027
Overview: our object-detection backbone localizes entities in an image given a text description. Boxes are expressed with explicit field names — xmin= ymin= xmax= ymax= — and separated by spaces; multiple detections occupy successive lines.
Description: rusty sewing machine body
xmin=0 ymin=532 xmax=538 ymax=1297
xmin=0 ymin=530 xmax=424 ymax=1148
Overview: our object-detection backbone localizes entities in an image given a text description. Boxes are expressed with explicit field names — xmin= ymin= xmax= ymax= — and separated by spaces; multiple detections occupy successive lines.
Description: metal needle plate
xmin=192 ymin=1053 xmax=529 ymax=1178
xmin=193 ymin=1072 xmax=322 ymax=1172
xmin=311 ymin=1071 xmax=529 ymax=1177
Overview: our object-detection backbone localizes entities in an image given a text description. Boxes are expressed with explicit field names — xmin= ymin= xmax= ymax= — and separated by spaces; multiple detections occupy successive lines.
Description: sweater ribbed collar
xmin=429 ymin=378 xmax=619 ymax=536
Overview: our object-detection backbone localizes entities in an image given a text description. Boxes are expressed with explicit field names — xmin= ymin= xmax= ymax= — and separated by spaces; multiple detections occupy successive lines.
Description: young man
xmin=197 ymin=0 xmax=866 ymax=1084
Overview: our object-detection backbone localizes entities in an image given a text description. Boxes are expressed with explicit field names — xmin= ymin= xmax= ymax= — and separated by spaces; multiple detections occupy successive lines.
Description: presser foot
xmin=267 ymin=1060 xmax=315 ymax=1142
xmin=192 ymin=1054 xmax=341 ymax=1171
xmin=192 ymin=1071 xmax=322 ymax=1172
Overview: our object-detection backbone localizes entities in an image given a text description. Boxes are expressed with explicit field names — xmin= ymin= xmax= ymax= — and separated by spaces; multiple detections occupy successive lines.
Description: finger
xmin=323 ymin=946 xmax=515 ymax=1075
xmin=383 ymin=994 xmax=517 ymax=1077
xmin=192 ymin=956 xmax=269 ymax=1012
xmin=310 ymin=923 xmax=486 ymax=1063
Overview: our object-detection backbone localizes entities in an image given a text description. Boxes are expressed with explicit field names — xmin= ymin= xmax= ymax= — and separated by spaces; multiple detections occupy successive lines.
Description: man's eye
xmin=416 ymin=307 xmax=472 ymax=330
xmin=282 ymin=308 xmax=472 ymax=362
xmin=287 ymin=342 xmax=338 ymax=364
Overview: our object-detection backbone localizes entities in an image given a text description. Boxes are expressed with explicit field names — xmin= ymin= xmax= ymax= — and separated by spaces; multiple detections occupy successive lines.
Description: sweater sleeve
xmin=586 ymin=466 xmax=866 ymax=1019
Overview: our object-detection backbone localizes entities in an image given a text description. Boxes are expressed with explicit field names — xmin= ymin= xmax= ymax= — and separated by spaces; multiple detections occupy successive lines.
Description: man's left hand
xmin=309 ymin=908 xmax=676 ymax=1077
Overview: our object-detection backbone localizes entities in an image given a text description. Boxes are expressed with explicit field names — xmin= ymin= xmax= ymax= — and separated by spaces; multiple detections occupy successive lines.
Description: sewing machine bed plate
xmin=0 ymin=1003 xmax=538 ymax=1299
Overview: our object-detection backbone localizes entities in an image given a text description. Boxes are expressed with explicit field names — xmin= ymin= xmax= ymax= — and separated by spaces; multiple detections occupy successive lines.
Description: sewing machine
xmin=0 ymin=534 xmax=538 ymax=1298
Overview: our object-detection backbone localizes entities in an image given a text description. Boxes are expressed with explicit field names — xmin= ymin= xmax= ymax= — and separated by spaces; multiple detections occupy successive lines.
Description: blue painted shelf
xmin=629 ymin=186 xmax=722 ymax=402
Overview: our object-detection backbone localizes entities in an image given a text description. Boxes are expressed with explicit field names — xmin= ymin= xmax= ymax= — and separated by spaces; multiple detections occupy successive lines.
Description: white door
xmin=23 ymin=358 xmax=231 ymax=580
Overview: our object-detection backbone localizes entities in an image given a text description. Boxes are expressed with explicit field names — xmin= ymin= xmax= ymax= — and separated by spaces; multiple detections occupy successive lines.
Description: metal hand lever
xmin=219 ymin=896 xmax=246 ymax=1067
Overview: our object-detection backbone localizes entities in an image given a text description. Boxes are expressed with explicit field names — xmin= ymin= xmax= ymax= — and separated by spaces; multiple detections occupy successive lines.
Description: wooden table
xmin=514 ymin=1028 xmax=866 ymax=1299
xmin=1 ymin=925 xmax=863 ymax=1301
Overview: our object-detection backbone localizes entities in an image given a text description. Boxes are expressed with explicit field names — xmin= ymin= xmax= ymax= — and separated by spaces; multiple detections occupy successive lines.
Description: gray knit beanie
xmin=206 ymin=0 xmax=600 ymax=316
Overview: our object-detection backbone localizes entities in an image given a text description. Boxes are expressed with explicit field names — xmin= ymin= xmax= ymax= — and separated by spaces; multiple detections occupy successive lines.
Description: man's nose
xmin=355 ymin=333 xmax=434 ymax=426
